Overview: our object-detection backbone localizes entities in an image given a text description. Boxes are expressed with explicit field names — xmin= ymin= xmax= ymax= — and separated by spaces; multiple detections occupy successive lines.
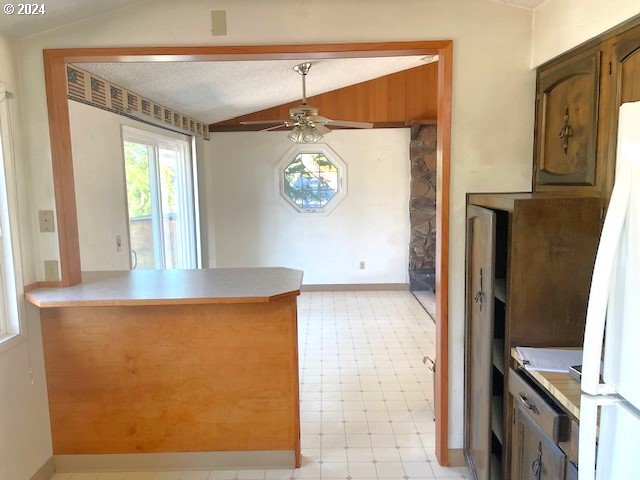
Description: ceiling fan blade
xmin=306 ymin=115 xmax=330 ymax=124
xmin=314 ymin=124 xmax=332 ymax=135
xmin=240 ymin=120 xmax=290 ymax=125
xmin=324 ymin=119 xmax=374 ymax=129
xmin=261 ymin=124 xmax=288 ymax=132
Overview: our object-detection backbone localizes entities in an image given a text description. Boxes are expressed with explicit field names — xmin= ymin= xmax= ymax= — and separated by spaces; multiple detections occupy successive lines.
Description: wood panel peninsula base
xmin=25 ymin=268 xmax=303 ymax=472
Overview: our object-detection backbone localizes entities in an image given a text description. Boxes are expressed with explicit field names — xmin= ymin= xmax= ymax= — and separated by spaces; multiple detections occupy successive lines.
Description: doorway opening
xmin=42 ymin=41 xmax=453 ymax=465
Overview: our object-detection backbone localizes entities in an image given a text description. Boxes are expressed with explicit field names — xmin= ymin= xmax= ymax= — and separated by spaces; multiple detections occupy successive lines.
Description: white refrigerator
xmin=579 ymin=101 xmax=640 ymax=479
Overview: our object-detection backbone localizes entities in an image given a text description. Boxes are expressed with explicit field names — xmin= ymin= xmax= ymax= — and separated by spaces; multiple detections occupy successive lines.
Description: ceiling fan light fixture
xmin=288 ymin=124 xmax=323 ymax=144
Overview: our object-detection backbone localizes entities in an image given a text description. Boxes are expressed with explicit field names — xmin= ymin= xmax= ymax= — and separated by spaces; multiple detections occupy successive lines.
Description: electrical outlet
xmin=359 ymin=261 xmax=366 ymax=270
xmin=44 ymin=260 xmax=59 ymax=282
xmin=39 ymin=210 xmax=55 ymax=233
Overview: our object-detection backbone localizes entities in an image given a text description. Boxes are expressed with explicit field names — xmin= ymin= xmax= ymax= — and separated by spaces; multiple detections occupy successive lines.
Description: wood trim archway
xmin=42 ymin=40 xmax=453 ymax=465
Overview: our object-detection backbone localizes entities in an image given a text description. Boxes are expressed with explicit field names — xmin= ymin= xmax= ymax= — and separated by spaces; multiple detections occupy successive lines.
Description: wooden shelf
xmin=494 ymin=278 xmax=506 ymax=303
xmin=492 ymin=395 xmax=504 ymax=444
xmin=493 ymin=338 xmax=505 ymax=374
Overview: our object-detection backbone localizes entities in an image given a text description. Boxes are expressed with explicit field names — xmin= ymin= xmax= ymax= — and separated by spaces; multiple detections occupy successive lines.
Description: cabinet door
xmin=613 ymin=25 xmax=640 ymax=105
xmin=604 ymin=24 xmax=640 ymax=198
xmin=535 ymin=46 xmax=601 ymax=187
xmin=511 ymin=404 xmax=566 ymax=480
xmin=465 ymin=205 xmax=496 ymax=480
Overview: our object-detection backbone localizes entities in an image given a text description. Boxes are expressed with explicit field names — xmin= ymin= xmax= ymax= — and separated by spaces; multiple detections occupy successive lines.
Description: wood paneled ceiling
xmin=210 ymin=62 xmax=438 ymax=131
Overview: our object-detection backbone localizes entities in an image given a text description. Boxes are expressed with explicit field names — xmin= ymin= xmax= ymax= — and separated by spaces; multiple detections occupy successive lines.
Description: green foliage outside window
xmin=124 ymin=141 xmax=152 ymax=219
xmin=283 ymin=153 xmax=338 ymax=209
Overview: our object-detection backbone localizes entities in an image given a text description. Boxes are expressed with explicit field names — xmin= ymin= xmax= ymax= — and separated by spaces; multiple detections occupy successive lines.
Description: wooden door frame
xmin=42 ymin=40 xmax=453 ymax=465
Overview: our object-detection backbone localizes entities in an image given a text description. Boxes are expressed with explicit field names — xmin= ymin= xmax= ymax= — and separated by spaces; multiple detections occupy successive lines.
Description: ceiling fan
xmin=240 ymin=62 xmax=374 ymax=143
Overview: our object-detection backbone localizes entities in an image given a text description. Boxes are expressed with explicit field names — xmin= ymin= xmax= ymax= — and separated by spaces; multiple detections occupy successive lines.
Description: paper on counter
xmin=516 ymin=347 xmax=583 ymax=373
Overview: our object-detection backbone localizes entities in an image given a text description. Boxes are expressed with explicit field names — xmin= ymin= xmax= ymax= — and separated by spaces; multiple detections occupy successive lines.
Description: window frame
xmin=122 ymin=125 xmax=199 ymax=270
xmin=0 ymin=81 xmax=26 ymax=353
xmin=275 ymin=144 xmax=348 ymax=216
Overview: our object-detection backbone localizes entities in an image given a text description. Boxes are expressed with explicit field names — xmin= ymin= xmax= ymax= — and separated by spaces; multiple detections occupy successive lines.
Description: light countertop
xmin=25 ymin=268 xmax=303 ymax=308
xmin=511 ymin=347 xmax=582 ymax=419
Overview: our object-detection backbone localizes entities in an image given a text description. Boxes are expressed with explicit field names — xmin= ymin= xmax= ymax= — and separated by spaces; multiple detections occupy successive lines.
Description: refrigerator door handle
xmin=582 ymin=170 xmax=631 ymax=396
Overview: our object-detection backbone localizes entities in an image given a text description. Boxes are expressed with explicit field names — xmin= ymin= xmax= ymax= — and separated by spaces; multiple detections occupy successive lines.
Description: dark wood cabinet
xmin=511 ymin=403 xmax=566 ymax=480
xmin=534 ymin=46 xmax=601 ymax=188
xmin=602 ymin=23 xmax=640 ymax=199
xmin=533 ymin=20 xmax=640 ymax=201
xmin=613 ymin=25 xmax=640 ymax=106
xmin=465 ymin=206 xmax=497 ymax=480
xmin=464 ymin=194 xmax=601 ymax=480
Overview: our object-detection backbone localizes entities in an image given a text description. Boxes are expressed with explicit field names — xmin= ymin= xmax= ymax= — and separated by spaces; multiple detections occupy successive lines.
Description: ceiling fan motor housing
xmin=289 ymin=105 xmax=320 ymax=121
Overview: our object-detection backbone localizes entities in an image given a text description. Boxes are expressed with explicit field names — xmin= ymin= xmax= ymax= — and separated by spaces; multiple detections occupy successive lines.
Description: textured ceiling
xmin=0 ymin=0 xmax=146 ymax=37
xmin=75 ymin=57 xmax=429 ymax=124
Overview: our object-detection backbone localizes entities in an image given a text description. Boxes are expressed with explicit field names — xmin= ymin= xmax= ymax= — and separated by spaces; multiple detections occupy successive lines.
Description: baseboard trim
xmin=29 ymin=457 xmax=55 ymax=480
xmin=447 ymin=448 xmax=467 ymax=467
xmin=301 ymin=283 xmax=410 ymax=292
xmin=54 ymin=450 xmax=295 ymax=472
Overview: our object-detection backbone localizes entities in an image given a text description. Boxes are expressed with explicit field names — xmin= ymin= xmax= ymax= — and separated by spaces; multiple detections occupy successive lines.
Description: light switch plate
xmin=39 ymin=210 xmax=55 ymax=233
xmin=211 ymin=10 xmax=227 ymax=36
xmin=44 ymin=260 xmax=59 ymax=282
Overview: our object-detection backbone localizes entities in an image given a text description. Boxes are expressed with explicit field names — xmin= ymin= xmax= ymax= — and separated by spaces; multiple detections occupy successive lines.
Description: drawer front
xmin=509 ymin=368 xmax=569 ymax=442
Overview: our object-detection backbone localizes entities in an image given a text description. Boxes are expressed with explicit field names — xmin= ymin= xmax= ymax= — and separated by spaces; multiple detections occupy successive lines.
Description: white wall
xmin=68 ymin=100 xmax=196 ymax=271
xmin=532 ymin=0 xmax=640 ymax=67
xmin=15 ymin=0 xmax=536 ymax=449
xmin=70 ymin=101 xmax=131 ymax=271
xmin=0 ymin=33 xmax=53 ymax=480
xmin=208 ymin=129 xmax=410 ymax=284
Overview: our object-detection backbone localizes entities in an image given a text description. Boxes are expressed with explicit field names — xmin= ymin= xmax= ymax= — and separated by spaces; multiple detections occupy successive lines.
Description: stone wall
xmin=409 ymin=124 xmax=437 ymax=291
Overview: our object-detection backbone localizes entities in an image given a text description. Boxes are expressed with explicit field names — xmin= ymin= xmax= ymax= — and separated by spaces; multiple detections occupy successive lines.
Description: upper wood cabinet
xmin=534 ymin=46 xmax=601 ymax=188
xmin=613 ymin=26 xmax=640 ymax=105
xmin=602 ymin=24 xmax=640 ymax=199
xmin=533 ymin=20 xmax=640 ymax=200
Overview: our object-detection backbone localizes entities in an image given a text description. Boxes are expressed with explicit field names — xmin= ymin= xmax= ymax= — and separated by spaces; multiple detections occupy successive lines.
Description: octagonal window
xmin=276 ymin=145 xmax=347 ymax=214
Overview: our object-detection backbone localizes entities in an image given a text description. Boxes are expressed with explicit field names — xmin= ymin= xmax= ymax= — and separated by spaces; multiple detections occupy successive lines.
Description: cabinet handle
xmin=517 ymin=392 xmax=540 ymax=415
xmin=473 ymin=267 xmax=485 ymax=311
xmin=558 ymin=107 xmax=573 ymax=155
xmin=531 ymin=442 xmax=542 ymax=479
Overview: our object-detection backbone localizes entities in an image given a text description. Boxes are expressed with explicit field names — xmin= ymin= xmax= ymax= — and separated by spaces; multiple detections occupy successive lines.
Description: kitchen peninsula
xmin=26 ymin=268 xmax=303 ymax=470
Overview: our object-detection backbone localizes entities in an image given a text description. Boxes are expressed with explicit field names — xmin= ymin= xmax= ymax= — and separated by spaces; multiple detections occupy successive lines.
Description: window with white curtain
xmin=0 ymin=81 xmax=25 ymax=348
xmin=122 ymin=126 xmax=198 ymax=270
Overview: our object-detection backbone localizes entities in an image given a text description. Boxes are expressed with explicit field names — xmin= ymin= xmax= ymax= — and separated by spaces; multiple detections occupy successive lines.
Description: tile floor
xmin=410 ymin=291 xmax=436 ymax=321
xmin=52 ymin=291 xmax=470 ymax=480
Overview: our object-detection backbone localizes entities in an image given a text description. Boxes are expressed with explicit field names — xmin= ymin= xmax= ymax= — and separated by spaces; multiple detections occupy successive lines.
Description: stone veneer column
xmin=408 ymin=124 xmax=437 ymax=291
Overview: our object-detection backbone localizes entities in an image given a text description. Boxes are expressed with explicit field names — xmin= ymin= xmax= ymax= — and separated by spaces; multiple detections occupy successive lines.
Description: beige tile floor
xmin=52 ymin=291 xmax=470 ymax=480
